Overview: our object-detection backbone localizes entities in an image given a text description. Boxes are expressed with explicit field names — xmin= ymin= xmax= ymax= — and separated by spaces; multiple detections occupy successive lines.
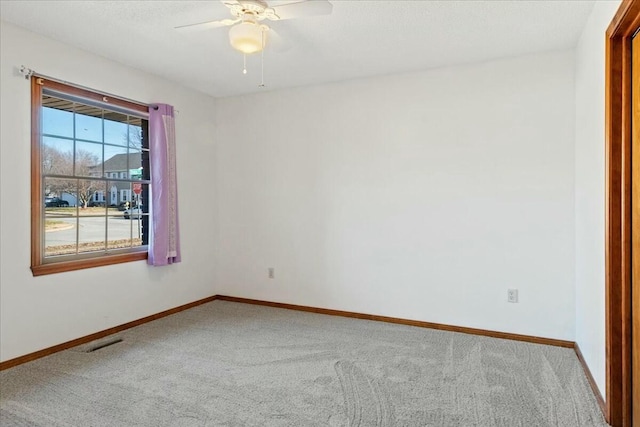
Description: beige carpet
xmin=0 ymin=300 xmax=608 ymax=426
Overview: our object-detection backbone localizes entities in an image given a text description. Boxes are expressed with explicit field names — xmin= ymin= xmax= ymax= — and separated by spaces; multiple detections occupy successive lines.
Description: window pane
xmin=76 ymin=141 xmax=102 ymax=177
xmin=44 ymin=178 xmax=77 ymax=210
xmin=42 ymin=97 xmax=74 ymax=138
xmin=103 ymin=145 xmax=129 ymax=178
xmin=104 ymin=112 xmax=129 ymax=147
xmin=78 ymin=217 xmax=106 ymax=254
xmin=75 ymin=106 xmax=102 ymax=142
xmin=76 ymin=179 xmax=106 ymax=209
xmin=42 ymin=137 xmax=73 ymax=176
xmin=107 ymin=214 xmax=138 ymax=250
xmin=128 ymin=122 xmax=143 ymax=150
xmin=43 ymin=175 xmax=77 ymax=257
xmin=128 ymin=182 xmax=148 ymax=208
xmin=87 ymin=180 xmax=108 ymax=209
xmin=129 ymin=150 xmax=144 ymax=180
xmin=44 ymin=215 xmax=77 ymax=257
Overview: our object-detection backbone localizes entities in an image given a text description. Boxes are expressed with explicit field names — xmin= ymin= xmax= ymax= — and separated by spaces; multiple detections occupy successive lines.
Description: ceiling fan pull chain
xmin=259 ymin=29 xmax=266 ymax=87
xmin=243 ymin=54 xmax=248 ymax=75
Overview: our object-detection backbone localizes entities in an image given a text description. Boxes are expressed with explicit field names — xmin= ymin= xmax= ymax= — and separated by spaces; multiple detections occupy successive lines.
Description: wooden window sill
xmin=31 ymin=251 xmax=148 ymax=276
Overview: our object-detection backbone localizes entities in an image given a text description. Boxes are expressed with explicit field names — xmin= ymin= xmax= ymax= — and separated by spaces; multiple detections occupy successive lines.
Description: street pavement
xmin=45 ymin=215 xmax=145 ymax=248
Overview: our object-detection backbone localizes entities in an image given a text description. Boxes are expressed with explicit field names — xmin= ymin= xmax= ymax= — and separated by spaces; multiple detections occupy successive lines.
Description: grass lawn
xmin=44 ymin=219 xmax=70 ymax=232
xmin=45 ymin=207 xmax=120 ymax=216
xmin=45 ymin=238 xmax=143 ymax=256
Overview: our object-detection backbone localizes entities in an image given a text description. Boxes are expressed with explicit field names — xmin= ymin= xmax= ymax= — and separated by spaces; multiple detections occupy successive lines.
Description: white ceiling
xmin=0 ymin=0 xmax=595 ymax=98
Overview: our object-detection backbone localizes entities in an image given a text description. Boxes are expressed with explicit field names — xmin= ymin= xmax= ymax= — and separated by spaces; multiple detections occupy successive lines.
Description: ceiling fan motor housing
xmin=228 ymin=0 xmax=273 ymax=20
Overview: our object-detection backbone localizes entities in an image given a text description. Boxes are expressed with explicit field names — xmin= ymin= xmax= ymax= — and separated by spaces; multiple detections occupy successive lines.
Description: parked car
xmin=88 ymin=201 xmax=106 ymax=207
xmin=123 ymin=207 xmax=143 ymax=219
xmin=45 ymin=197 xmax=69 ymax=207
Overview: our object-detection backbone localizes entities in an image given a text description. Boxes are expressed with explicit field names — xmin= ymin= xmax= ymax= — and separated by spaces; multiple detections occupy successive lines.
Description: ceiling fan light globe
xmin=229 ymin=21 xmax=265 ymax=54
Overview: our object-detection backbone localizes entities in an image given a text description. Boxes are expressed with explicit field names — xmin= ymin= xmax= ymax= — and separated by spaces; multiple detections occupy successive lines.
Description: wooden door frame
xmin=605 ymin=1 xmax=640 ymax=426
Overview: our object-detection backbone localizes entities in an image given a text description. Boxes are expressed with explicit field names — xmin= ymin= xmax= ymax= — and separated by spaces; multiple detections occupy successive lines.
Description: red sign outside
xmin=132 ymin=183 xmax=142 ymax=195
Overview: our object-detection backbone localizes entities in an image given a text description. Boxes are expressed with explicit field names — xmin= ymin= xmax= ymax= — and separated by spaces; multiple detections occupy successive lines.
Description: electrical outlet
xmin=507 ymin=289 xmax=518 ymax=303
xmin=268 ymin=268 xmax=274 ymax=279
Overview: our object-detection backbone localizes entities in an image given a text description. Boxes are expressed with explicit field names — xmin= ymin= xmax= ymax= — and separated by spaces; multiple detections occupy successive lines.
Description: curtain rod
xmin=19 ymin=65 xmax=177 ymax=113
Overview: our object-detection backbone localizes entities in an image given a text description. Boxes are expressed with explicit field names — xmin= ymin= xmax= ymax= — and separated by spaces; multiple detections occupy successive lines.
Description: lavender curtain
xmin=148 ymin=104 xmax=181 ymax=265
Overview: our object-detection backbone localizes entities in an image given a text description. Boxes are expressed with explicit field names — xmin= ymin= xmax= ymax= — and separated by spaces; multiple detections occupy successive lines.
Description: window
xmin=31 ymin=77 xmax=151 ymax=276
xmin=93 ymin=191 xmax=105 ymax=202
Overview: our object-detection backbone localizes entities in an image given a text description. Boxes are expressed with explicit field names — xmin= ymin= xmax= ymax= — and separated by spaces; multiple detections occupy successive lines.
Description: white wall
xmin=0 ymin=22 xmax=218 ymax=362
xmin=215 ymin=51 xmax=577 ymax=340
xmin=574 ymin=0 xmax=621 ymax=398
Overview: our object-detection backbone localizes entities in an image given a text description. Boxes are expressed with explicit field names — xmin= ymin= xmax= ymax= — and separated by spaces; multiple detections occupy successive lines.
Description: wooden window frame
xmin=31 ymin=77 xmax=150 ymax=276
xmin=605 ymin=0 xmax=640 ymax=425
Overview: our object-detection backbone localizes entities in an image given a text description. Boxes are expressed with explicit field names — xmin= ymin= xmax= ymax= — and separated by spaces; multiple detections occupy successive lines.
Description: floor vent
xmin=86 ymin=338 xmax=123 ymax=353
xmin=70 ymin=337 xmax=124 ymax=353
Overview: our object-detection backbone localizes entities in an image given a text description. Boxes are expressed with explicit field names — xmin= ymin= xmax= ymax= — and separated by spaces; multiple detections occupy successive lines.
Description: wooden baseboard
xmin=574 ymin=342 xmax=607 ymax=416
xmin=215 ymin=295 xmax=575 ymax=348
xmin=0 ymin=295 xmax=218 ymax=371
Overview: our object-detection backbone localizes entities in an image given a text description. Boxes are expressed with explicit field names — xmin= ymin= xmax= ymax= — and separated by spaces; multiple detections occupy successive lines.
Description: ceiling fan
xmin=175 ymin=0 xmax=333 ymax=55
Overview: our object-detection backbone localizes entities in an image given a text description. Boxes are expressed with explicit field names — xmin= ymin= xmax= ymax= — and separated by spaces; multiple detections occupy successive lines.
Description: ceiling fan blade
xmin=174 ymin=18 xmax=239 ymax=32
xmin=269 ymin=0 xmax=333 ymax=21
